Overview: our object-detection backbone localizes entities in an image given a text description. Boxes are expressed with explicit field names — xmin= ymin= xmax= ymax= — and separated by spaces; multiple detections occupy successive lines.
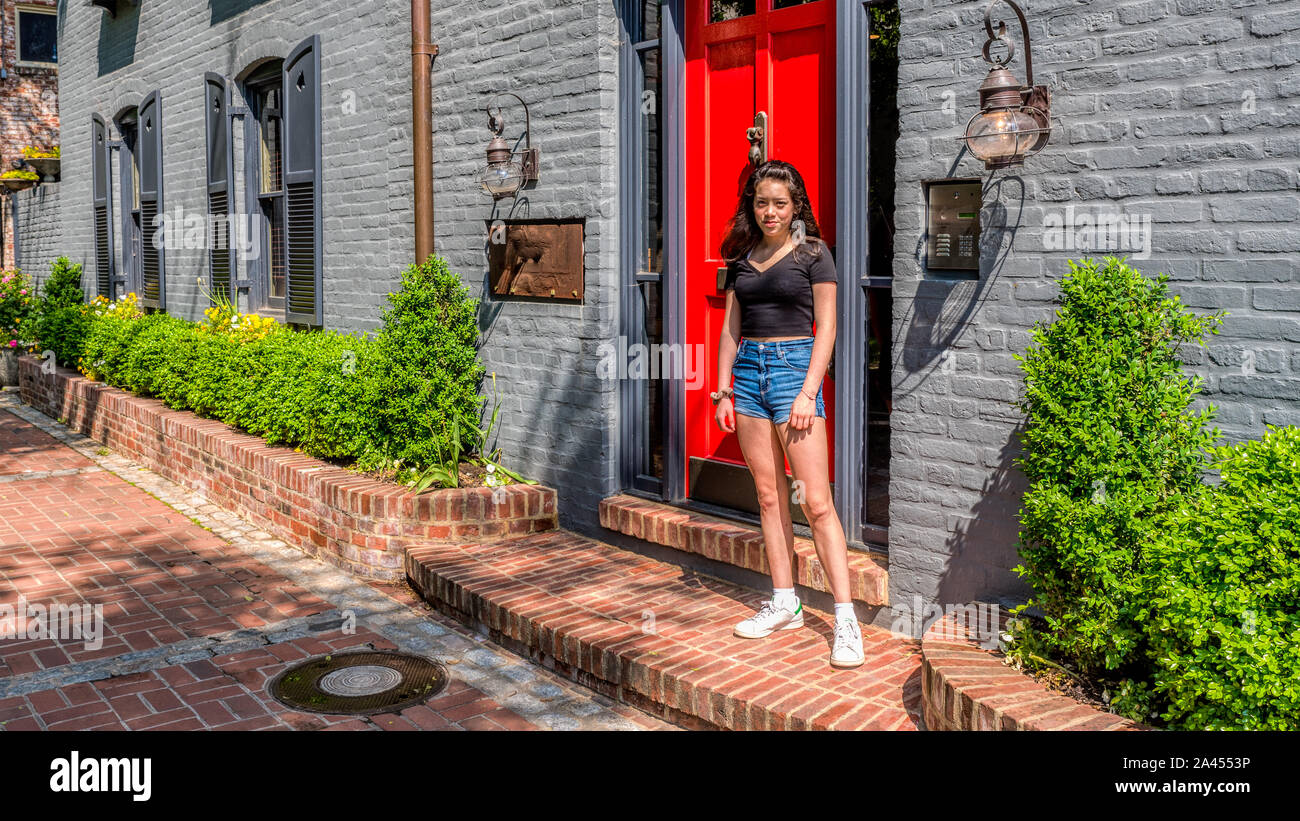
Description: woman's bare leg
xmin=735 ymin=412 xmax=795 ymax=589
xmin=775 ymin=416 xmax=851 ymax=604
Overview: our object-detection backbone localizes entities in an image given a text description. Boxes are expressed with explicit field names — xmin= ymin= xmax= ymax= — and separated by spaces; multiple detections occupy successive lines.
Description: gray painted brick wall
xmin=53 ymin=0 xmax=621 ymax=538
xmin=890 ymin=0 xmax=1300 ymax=616
xmin=14 ymin=183 xmax=61 ymax=277
xmin=427 ymin=0 xmax=622 ymax=536
xmin=57 ymin=0 xmax=411 ymax=324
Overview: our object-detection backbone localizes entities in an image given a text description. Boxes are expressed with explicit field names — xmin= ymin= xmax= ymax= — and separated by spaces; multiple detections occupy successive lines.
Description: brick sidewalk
xmin=0 ymin=398 xmax=669 ymax=731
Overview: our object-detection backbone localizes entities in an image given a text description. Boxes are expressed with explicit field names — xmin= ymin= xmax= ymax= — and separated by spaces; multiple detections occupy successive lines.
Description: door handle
xmin=746 ymin=111 xmax=768 ymax=166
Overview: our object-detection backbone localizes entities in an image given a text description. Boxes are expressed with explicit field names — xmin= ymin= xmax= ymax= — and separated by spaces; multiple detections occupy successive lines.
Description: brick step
xmin=598 ymin=494 xmax=889 ymax=607
xmin=406 ymin=530 xmax=922 ymax=730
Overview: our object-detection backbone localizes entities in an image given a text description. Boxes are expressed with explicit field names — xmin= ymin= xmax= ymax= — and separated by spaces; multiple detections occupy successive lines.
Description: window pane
xmin=18 ymin=11 xmax=56 ymax=63
xmin=640 ymin=0 xmax=659 ymax=41
xmin=265 ymin=198 xmax=286 ymax=299
xmin=866 ymin=288 xmax=892 ymax=529
xmin=639 ymin=47 xmax=662 ymax=275
xmin=710 ymin=1 xmax=754 ymax=23
xmin=259 ymin=87 xmax=283 ymax=194
xmin=772 ymin=0 xmax=818 ymax=9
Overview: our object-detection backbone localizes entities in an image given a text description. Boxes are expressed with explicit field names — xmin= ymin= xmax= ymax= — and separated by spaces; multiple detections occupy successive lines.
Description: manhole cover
xmin=269 ymin=651 xmax=449 ymax=715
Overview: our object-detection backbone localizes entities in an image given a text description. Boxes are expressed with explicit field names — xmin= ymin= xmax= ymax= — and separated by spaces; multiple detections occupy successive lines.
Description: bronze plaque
xmin=487 ymin=220 xmax=584 ymax=300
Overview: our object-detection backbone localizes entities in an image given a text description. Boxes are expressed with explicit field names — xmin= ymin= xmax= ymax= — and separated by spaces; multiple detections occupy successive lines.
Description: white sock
xmin=772 ymin=587 xmax=798 ymax=611
xmin=835 ymin=602 xmax=857 ymax=623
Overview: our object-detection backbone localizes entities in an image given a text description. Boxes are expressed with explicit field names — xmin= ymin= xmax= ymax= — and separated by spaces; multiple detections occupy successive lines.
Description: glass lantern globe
xmin=963 ymin=106 xmax=1041 ymax=168
xmin=480 ymin=160 xmax=525 ymax=198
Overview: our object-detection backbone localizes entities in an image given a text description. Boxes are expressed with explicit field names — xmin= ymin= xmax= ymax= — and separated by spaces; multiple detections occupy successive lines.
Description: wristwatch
xmin=710 ymin=387 xmax=734 ymax=405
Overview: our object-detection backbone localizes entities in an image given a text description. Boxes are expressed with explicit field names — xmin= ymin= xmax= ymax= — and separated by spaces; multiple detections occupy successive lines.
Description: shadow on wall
xmin=210 ymin=0 xmax=274 ymax=26
xmin=474 ymin=197 xmax=609 ymax=530
xmin=898 ymin=175 xmax=1024 ymax=377
xmin=936 ymin=421 xmax=1032 ymax=609
xmin=96 ymin=4 xmax=140 ymax=76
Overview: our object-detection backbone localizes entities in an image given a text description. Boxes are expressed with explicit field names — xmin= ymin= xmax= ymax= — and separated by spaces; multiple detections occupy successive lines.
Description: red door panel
xmin=684 ymin=0 xmax=837 ymax=494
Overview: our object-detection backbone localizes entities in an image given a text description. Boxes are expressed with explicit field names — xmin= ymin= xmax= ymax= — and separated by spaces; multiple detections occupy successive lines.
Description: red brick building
xmin=0 ymin=0 xmax=58 ymax=267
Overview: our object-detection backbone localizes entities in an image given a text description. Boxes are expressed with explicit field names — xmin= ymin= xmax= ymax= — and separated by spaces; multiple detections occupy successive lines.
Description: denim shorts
xmin=731 ymin=337 xmax=826 ymax=424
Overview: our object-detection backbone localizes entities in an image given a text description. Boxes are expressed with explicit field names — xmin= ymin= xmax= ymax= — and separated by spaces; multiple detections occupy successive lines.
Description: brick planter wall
xmin=18 ymin=356 xmax=556 ymax=581
xmin=920 ymin=607 xmax=1151 ymax=732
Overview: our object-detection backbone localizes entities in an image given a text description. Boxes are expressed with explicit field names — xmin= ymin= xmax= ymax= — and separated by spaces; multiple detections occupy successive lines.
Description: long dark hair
xmin=720 ymin=159 xmax=825 ymax=265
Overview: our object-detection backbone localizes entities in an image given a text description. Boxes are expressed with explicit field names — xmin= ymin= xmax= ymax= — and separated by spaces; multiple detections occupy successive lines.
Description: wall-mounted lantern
xmin=961 ymin=0 xmax=1052 ymax=170
xmin=480 ymin=93 xmax=539 ymax=199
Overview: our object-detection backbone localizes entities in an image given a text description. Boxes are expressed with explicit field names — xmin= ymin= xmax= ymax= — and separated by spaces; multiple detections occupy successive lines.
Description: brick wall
xmin=888 ymin=0 xmax=1300 ymax=615
xmin=54 ymin=0 xmax=412 ymax=315
xmin=54 ymin=0 xmax=622 ymax=538
xmin=0 ymin=0 xmax=59 ymax=267
xmin=12 ymin=181 xmax=58 ymax=275
xmin=426 ymin=0 xmax=622 ymax=536
xmin=18 ymin=355 xmax=557 ymax=581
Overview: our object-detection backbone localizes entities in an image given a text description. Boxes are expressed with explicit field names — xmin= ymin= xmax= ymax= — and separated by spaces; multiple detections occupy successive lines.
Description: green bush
xmin=72 ymin=254 xmax=494 ymax=489
xmin=1010 ymin=257 xmax=1224 ymax=678
xmin=362 ymin=255 xmax=484 ymax=472
xmin=30 ymin=257 xmax=89 ymax=367
xmin=1 ymin=267 xmax=38 ymax=350
xmin=1129 ymin=426 xmax=1300 ymax=729
xmin=42 ymin=257 xmax=86 ymax=309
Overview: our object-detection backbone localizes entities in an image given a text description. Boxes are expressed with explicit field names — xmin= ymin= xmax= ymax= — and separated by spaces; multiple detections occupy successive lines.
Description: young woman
xmin=712 ymin=159 xmax=864 ymax=669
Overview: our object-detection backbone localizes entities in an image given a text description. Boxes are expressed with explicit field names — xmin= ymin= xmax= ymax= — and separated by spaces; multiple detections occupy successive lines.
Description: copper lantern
xmin=962 ymin=0 xmax=1052 ymax=169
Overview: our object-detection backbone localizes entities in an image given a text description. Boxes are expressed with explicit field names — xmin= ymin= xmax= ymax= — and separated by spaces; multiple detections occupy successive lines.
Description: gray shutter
xmin=91 ymin=114 xmax=115 ymax=299
xmin=282 ymin=35 xmax=322 ymax=326
xmin=204 ymin=73 xmax=235 ymax=305
xmin=138 ymin=90 xmax=165 ymax=310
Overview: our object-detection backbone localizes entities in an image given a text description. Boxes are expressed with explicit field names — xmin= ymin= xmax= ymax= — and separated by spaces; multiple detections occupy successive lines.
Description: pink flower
xmin=19 ymin=289 xmax=26 ymax=295
xmin=7 ymin=340 xmax=16 ymax=348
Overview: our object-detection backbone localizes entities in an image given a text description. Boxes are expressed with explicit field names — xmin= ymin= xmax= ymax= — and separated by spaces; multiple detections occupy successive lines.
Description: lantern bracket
xmin=486 ymin=93 xmax=539 ymax=183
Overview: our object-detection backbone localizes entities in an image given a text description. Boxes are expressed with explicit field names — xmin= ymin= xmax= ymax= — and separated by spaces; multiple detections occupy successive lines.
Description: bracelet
xmin=799 ymin=388 xmax=816 ymax=402
xmin=710 ymin=387 xmax=734 ymax=405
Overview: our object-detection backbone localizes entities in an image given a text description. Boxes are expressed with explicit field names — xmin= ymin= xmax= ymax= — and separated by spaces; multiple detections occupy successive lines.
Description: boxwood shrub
xmin=29 ymin=257 xmax=90 ymax=368
xmin=1012 ymin=256 xmax=1225 ymax=679
xmin=1131 ymin=426 xmax=1300 ymax=729
xmin=71 ymin=255 xmax=486 ymax=486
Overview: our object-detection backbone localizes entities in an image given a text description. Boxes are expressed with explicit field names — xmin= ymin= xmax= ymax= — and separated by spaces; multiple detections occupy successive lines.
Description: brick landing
xmin=600 ymin=494 xmax=889 ymax=606
xmin=407 ymin=530 xmax=924 ymax=731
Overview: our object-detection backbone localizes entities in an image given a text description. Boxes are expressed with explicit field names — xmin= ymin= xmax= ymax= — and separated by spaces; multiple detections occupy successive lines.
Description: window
xmin=232 ymin=37 xmax=321 ymax=325
xmin=244 ymin=62 xmax=287 ymax=312
xmin=16 ymin=4 xmax=57 ymax=66
xmin=116 ymin=109 xmax=143 ymax=299
xmin=621 ymin=1 xmax=666 ymax=491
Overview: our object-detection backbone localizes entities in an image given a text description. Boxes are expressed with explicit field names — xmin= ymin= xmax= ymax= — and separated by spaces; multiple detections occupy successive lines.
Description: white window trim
xmin=14 ymin=4 xmax=58 ymax=69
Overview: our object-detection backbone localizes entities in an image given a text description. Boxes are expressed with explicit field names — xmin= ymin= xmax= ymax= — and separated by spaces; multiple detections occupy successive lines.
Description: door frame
xmin=618 ymin=0 xmax=875 ymax=551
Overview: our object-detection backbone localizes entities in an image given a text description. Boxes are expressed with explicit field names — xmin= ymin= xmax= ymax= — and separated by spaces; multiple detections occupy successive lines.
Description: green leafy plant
xmin=1129 ymin=426 xmax=1300 ymax=729
xmin=365 ymin=254 xmax=485 ymax=474
xmin=28 ymin=258 xmax=88 ymax=367
xmin=0 ymin=268 xmax=37 ymax=350
xmin=1009 ymin=256 xmax=1224 ymax=681
xmin=69 ymin=253 xmax=530 ymax=492
xmin=21 ymin=146 xmax=59 ymax=159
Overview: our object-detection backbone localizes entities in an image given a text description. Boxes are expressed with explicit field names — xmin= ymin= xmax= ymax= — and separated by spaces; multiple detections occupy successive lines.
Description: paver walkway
xmin=0 ymin=389 xmax=670 ymax=731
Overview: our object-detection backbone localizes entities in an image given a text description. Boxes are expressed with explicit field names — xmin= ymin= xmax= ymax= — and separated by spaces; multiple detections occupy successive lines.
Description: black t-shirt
xmin=723 ymin=239 xmax=837 ymax=337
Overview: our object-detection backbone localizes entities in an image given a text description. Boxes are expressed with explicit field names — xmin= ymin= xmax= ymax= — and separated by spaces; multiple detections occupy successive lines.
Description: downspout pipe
xmin=411 ymin=0 xmax=437 ymax=263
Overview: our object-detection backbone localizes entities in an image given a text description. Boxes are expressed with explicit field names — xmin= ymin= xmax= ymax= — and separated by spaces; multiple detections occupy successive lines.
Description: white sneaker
xmin=734 ymin=599 xmax=804 ymax=638
xmin=830 ymin=618 xmax=865 ymax=668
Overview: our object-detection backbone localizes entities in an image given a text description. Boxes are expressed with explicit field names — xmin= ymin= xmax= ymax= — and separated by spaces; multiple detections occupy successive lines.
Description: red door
xmin=684 ymin=0 xmax=837 ymax=496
